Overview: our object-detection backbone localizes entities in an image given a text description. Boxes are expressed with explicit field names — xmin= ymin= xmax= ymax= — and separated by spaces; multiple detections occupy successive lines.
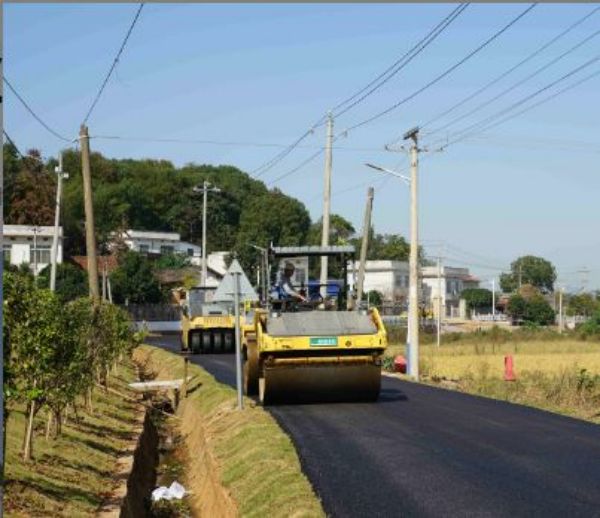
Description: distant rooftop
xmin=271 ymin=245 xmax=355 ymax=257
xmin=4 ymin=224 xmax=63 ymax=237
xmin=116 ymin=229 xmax=181 ymax=241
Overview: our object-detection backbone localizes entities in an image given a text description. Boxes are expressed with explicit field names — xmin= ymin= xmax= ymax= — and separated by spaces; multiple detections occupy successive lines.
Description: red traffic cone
xmin=504 ymin=355 xmax=516 ymax=381
xmin=394 ymin=355 xmax=407 ymax=374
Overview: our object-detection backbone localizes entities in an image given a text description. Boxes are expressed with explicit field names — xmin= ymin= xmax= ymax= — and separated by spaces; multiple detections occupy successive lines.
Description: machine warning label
xmin=310 ymin=337 xmax=338 ymax=347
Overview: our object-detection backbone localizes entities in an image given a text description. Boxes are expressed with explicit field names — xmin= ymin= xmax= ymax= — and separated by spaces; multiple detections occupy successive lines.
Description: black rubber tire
xmin=243 ymin=339 xmax=260 ymax=396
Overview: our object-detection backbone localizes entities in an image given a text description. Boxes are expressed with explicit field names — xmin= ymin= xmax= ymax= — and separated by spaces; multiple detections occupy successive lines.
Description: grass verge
xmin=3 ymin=360 xmax=141 ymax=517
xmin=134 ymin=344 xmax=324 ymax=518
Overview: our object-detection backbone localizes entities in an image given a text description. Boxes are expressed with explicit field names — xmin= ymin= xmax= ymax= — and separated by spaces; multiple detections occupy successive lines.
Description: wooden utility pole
xmin=356 ymin=187 xmax=374 ymax=305
xmin=80 ymin=124 xmax=100 ymax=301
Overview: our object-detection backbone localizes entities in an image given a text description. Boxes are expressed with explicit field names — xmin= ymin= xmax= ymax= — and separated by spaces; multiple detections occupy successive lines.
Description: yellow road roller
xmin=181 ymin=287 xmax=238 ymax=354
xmin=242 ymin=245 xmax=387 ymax=404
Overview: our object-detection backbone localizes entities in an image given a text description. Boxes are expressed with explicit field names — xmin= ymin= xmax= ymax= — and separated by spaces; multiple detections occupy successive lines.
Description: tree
xmin=461 ymin=288 xmax=493 ymax=312
xmin=154 ymin=252 xmax=191 ymax=270
xmin=110 ymin=251 xmax=164 ymax=304
xmin=507 ymin=293 xmax=555 ymax=325
xmin=500 ymin=256 xmax=556 ymax=294
xmin=307 ymin=214 xmax=355 ymax=246
xmin=37 ymin=263 xmax=88 ymax=303
xmin=364 ymin=290 xmax=383 ymax=307
xmin=567 ymin=293 xmax=599 ymax=317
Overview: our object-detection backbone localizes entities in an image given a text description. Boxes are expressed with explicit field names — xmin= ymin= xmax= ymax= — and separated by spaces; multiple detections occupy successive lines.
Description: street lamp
xmin=50 ymin=152 xmax=69 ymax=291
xmin=364 ymin=159 xmax=420 ymax=380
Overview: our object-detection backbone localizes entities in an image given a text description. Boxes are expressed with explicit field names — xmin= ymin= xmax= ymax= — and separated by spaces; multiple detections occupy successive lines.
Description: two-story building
xmin=421 ymin=265 xmax=480 ymax=318
xmin=3 ymin=224 xmax=63 ymax=276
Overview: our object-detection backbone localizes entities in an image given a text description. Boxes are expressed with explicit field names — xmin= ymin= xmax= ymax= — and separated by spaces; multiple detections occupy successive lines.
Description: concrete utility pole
xmin=233 ymin=271 xmax=244 ymax=410
xmin=50 ymin=152 xmax=68 ymax=292
xmin=193 ymin=181 xmax=221 ymax=287
xmin=80 ymin=125 xmax=100 ymax=300
xmin=405 ymin=127 xmax=421 ymax=380
xmin=436 ymin=255 xmax=442 ymax=348
xmin=356 ymin=187 xmax=374 ymax=305
xmin=250 ymin=244 xmax=269 ymax=305
xmin=31 ymin=226 xmax=40 ymax=277
xmin=492 ymin=279 xmax=496 ymax=321
xmin=320 ymin=111 xmax=334 ymax=299
xmin=558 ymin=287 xmax=564 ymax=333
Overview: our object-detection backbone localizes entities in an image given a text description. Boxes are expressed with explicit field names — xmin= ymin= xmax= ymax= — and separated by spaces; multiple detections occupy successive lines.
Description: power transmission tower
xmin=80 ymin=125 xmax=100 ymax=301
xmin=356 ymin=186 xmax=374 ymax=305
xmin=320 ymin=112 xmax=334 ymax=299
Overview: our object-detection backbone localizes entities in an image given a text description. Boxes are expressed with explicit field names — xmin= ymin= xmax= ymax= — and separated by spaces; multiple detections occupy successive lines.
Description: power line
xmin=3 ymin=77 xmax=71 ymax=142
xmin=3 ymin=130 xmax=51 ymax=164
xmin=439 ymin=54 xmax=600 ymax=150
xmin=253 ymin=5 xmax=468 ymax=179
xmin=427 ymin=24 xmax=600 ymax=137
xmin=332 ymin=4 xmax=469 ymax=119
xmin=266 ymin=147 xmax=326 ymax=186
xmin=82 ymin=3 xmax=144 ymax=124
xmin=417 ymin=5 xmax=600 ymax=135
xmin=344 ymin=4 xmax=537 ymax=135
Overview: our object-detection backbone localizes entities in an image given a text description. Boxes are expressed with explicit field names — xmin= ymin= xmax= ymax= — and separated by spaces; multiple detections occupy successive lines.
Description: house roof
xmin=115 ymin=229 xmax=181 ymax=241
xmin=71 ymin=255 xmax=119 ymax=274
xmin=3 ymin=224 xmax=63 ymax=237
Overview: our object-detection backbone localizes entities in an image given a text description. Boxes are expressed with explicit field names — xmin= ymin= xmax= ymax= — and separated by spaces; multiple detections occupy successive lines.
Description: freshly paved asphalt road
xmin=149 ymin=335 xmax=600 ymax=517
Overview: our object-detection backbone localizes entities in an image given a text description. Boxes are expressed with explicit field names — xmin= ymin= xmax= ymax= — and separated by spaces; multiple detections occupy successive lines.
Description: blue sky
xmin=4 ymin=3 xmax=600 ymax=290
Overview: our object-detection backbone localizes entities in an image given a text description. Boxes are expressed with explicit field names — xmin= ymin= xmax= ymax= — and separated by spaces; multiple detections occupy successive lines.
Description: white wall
xmin=4 ymin=237 xmax=63 ymax=276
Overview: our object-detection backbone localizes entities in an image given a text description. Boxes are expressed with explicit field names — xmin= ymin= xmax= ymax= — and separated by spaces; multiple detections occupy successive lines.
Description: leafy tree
xmin=37 ymin=262 xmax=88 ymax=303
xmin=3 ymin=142 xmax=21 ymax=214
xmin=500 ymin=256 xmax=557 ymax=294
xmin=507 ymin=293 xmax=555 ymax=325
xmin=307 ymin=214 xmax=355 ymax=246
xmin=110 ymin=251 xmax=164 ymax=304
xmin=154 ymin=252 xmax=191 ymax=270
xmin=567 ymin=293 xmax=599 ymax=317
xmin=365 ymin=290 xmax=383 ymax=307
xmin=461 ymin=288 xmax=493 ymax=312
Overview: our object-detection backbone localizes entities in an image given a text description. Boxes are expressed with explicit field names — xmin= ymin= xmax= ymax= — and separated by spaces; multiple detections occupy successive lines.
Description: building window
xmin=160 ymin=245 xmax=174 ymax=255
xmin=3 ymin=244 xmax=11 ymax=262
xmin=139 ymin=244 xmax=150 ymax=253
xmin=187 ymin=248 xmax=194 ymax=257
xmin=30 ymin=244 xmax=52 ymax=265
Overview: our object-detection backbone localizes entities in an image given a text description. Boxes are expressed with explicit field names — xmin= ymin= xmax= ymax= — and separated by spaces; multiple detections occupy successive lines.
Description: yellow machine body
xmin=243 ymin=307 xmax=387 ymax=404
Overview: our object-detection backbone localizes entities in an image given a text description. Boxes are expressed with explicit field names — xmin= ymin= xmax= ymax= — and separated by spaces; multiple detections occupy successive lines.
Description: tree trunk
xmin=54 ymin=410 xmax=62 ymax=437
xmin=23 ymin=400 xmax=37 ymax=461
xmin=45 ymin=410 xmax=54 ymax=440
xmin=86 ymin=387 xmax=94 ymax=413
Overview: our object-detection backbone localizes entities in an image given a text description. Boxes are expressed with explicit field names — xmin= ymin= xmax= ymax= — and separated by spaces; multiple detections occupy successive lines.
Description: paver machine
xmin=242 ymin=245 xmax=388 ymax=404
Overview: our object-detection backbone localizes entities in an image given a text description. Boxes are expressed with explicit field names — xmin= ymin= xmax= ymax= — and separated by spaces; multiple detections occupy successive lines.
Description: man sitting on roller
xmin=278 ymin=262 xmax=307 ymax=303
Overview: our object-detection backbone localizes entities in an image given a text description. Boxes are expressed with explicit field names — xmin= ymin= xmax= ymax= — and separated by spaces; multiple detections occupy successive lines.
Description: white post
xmin=202 ymin=180 xmax=208 ymax=287
xmin=437 ymin=256 xmax=442 ymax=348
xmin=320 ymin=112 xmax=334 ymax=299
xmin=558 ymin=287 xmax=564 ymax=333
xmin=492 ymin=279 xmax=496 ymax=321
xmin=233 ymin=272 xmax=244 ymax=409
xmin=50 ymin=152 xmax=65 ymax=291
xmin=407 ymin=131 xmax=420 ymax=380
xmin=32 ymin=226 xmax=38 ymax=277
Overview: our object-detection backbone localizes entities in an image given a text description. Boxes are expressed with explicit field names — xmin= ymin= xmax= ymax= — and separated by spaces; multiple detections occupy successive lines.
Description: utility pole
xmin=320 ymin=111 xmax=334 ymax=299
xmin=193 ymin=181 xmax=221 ymax=287
xmin=356 ymin=187 xmax=374 ymax=305
xmin=50 ymin=152 xmax=68 ymax=292
xmin=233 ymin=271 xmax=244 ymax=410
xmin=492 ymin=278 xmax=496 ymax=321
xmin=558 ymin=287 xmax=564 ymax=333
xmin=405 ymin=127 xmax=420 ymax=380
xmin=518 ymin=264 xmax=522 ymax=289
xmin=436 ymin=255 xmax=442 ymax=348
xmin=80 ymin=125 xmax=100 ymax=301
xmin=31 ymin=226 xmax=39 ymax=277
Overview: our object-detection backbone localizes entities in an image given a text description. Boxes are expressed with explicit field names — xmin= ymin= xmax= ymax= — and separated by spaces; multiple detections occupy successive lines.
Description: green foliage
xmin=36 ymin=262 xmax=88 ymax=303
xmin=507 ymin=293 xmax=555 ymax=325
xmin=500 ymin=255 xmax=557 ymax=294
xmin=365 ymin=290 xmax=383 ymax=306
xmin=567 ymin=293 xmax=599 ymax=317
xmin=578 ymin=308 xmax=600 ymax=338
xmin=110 ymin=251 xmax=164 ymax=304
xmin=154 ymin=252 xmax=191 ymax=270
xmin=307 ymin=214 xmax=355 ymax=246
xmin=461 ymin=288 xmax=493 ymax=311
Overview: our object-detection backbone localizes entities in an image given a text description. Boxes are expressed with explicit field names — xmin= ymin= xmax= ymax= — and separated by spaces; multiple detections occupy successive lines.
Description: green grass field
xmin=3 ymin=362 xmax=140 ymax=517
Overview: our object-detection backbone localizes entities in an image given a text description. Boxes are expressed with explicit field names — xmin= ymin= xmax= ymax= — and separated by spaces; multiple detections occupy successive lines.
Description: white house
xmin=111 ymin=229 xmax=202 ymax=266
xmin=3 ymin=224 xmax=63 ymax=275
xmin=421 ymin=265 xmax=480 ymax=318
xmin=347 ymin=260 xmax=410 ymax=302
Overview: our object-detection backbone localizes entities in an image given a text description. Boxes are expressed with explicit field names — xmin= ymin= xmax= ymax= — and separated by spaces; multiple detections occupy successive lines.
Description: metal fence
xmin=119 ymin=304 xmax=182 ymax=322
